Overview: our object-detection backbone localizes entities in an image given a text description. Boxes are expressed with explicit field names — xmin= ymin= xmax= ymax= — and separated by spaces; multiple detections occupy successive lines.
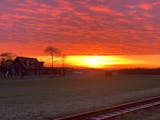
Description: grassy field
xmin=0 ymin=71 xmax=160 ymax=120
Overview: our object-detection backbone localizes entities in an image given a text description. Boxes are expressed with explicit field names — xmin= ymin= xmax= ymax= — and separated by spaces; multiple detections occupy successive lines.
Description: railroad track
xmin=50 ymin=96 xmax=160 ymax=120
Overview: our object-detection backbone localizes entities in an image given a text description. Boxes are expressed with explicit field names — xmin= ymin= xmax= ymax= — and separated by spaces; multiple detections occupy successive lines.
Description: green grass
xmin=0 ymin=71 xmax=160 ymax=120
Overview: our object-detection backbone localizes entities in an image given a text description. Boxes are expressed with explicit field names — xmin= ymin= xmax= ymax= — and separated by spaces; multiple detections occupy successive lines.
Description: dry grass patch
xmin=0 ymin=71 xmax=160 ymax=120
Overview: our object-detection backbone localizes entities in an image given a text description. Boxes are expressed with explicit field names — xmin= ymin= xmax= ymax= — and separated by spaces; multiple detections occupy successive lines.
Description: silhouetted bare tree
xmin=44 ymin=46 xmax=60 ymax=69
xmin=0 ymin=52 xmax=15 ymax=60
xmin=61 ymin=54 xmax=66 ymax=76
xmin=0 ymin=52 xmax=16 ymax=78
xmin=0 ymin=52 xmax=15 ymax=66
xmin=61 ymin=54 xmax=66 ymax=68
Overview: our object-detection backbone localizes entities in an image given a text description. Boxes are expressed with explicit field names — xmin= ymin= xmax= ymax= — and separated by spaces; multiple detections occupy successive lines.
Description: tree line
xmin=0 ymin=46 xmax=66 ymax=78
xmin=0 ymin=46 xmax=65 ymax=69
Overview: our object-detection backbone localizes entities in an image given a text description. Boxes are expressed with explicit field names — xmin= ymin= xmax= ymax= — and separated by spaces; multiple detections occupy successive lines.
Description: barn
xmin=12 ymin=56 xmax=44 ymax=76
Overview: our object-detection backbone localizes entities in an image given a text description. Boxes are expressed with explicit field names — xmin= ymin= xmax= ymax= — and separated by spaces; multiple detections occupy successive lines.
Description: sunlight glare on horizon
xmin=37 ymin=55 xmax=148 ymax=69
xmin=66 ymin=56 xmax=145 ymax=68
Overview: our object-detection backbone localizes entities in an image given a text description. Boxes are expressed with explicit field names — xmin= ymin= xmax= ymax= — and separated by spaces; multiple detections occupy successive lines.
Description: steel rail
xmin=49 ymin=96 xmax=160 ymax=120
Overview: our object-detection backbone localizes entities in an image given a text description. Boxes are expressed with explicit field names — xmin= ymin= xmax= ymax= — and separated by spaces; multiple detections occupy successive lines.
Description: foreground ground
xmin=0 ymin=71 xmax=160 ymax=120
xmin=120 ymin=108 xmax=160 ymax=120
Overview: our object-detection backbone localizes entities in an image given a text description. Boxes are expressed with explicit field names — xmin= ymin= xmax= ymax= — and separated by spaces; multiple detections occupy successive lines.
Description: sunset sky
xmin=0 ymin=0 xmax=160 ymax=68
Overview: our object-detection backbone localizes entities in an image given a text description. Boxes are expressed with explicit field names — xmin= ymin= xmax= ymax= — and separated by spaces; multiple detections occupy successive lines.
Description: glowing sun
xmin=66 ymin=56 xmax=118 ymax=68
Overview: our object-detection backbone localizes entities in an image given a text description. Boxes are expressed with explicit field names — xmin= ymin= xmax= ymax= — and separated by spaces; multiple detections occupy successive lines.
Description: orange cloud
xmin=0 ymin=0 xmax=159 ymax=58
xmin=139 ymin=4 xmax=153 ymax=10
xmin=88 ymin=5 xmax=124 ymax=16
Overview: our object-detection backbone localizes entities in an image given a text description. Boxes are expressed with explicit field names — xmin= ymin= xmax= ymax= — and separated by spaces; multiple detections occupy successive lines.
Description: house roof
xmin=15 ymin=56 xmax=44 ymax=69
